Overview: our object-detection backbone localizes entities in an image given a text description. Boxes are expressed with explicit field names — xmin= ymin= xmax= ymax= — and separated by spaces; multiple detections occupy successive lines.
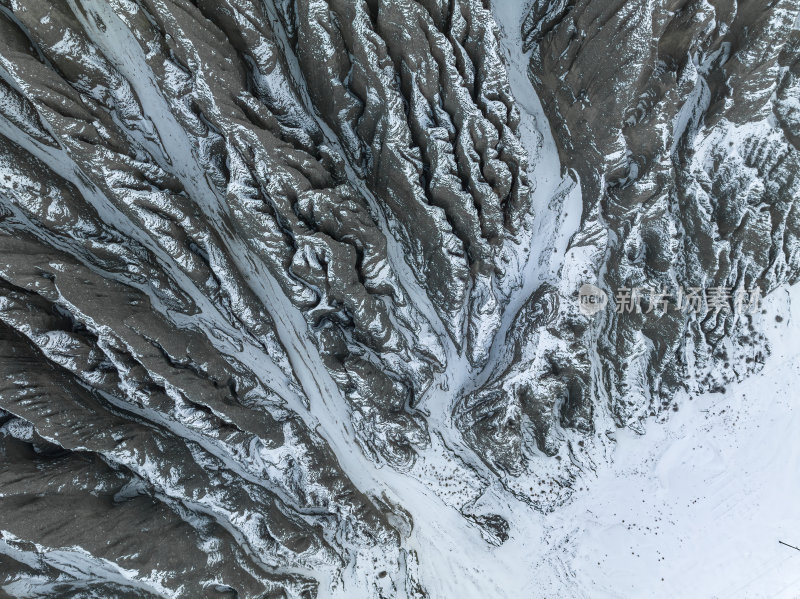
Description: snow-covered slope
xmin=529 ymin=284 xmax=800 ymax=598
xmin=0 ymin=0 xmax=798 ymax=597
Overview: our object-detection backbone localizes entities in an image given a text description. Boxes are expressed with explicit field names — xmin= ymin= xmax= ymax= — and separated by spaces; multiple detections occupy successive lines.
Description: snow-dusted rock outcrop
xmin=464 ymin=0 xmax=800 ymax=482
xmin=0 ymin=0 xmax=798 ymax=596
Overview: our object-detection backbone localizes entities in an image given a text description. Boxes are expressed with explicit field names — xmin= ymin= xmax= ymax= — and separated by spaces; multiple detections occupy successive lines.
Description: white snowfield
xmin=0 ymin=0 xmax=797 ymax=596
xmin=524 ymin=284 xmax=800 ymax=599
xmin=402 ymin=274 xmax=800 ymax=598
xmin=409 ymin=3 xmax=800 ymax=597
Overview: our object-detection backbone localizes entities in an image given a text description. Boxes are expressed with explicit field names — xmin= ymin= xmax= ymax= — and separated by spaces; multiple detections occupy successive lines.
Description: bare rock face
xmin=0 ymin=0 xmax=798 ymax=596
xmin=0 ymin=0 xmax=531 ymax=595
xmin=462 ymin=0 xmax=800 ymax=484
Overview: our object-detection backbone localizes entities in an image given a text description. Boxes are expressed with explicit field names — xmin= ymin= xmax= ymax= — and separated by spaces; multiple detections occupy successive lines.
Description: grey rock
xmin=0 ymin=0 xmax=797 ymax=595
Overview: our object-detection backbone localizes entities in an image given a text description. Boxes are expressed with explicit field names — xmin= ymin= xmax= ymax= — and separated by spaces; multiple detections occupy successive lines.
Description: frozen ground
xmin=1 ymin=1 xmax=796 ymax=596
xmin=446 ymin=3 xmax=800 ymax=595
xmin=397 ymin=287 xmax=800 ymax=599
xmin=515 ymin=283 xmax=800 ymax=598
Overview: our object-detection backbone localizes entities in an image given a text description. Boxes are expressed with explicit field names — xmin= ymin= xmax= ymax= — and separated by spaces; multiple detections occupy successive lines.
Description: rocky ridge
xmin=0 ymin=0 xmax=798 ymax=597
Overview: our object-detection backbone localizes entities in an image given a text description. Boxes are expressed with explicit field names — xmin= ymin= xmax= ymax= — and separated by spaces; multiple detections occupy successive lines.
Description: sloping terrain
xmin=0 ymin=0 xmax=798 ymax=597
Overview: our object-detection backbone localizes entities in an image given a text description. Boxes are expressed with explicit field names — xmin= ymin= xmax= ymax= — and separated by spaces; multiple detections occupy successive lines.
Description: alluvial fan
xmin=0 ymin=0 xmax=798 ymax=597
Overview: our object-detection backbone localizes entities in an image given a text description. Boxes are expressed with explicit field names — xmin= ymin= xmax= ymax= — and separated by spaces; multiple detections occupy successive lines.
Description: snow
xmin=466 ymin=0 xmax=584 ymax=395
xmin=447 ymin=283 xmax=800 ymax=599
xmin=5 ymin=0 xmax=798 ymax=595
xmin=402 ymin=4 xmax=800 ymax=598
xmin=0 ymin=531 xmax=172 ymax=598
xmin=492 ymin=0 xmax=582 ymax=283
xmin=531 ymin=284 xmax=800 ymax=598
xmin=391 ymin=285 xmax=800 ymax=599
